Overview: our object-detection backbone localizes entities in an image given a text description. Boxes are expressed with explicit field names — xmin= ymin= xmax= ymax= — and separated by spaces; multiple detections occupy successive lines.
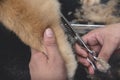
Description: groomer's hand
xmin=29 ymin=28 xmax=67 ymax=80
xmin=75 ymin=23 xmax=120 ymax=75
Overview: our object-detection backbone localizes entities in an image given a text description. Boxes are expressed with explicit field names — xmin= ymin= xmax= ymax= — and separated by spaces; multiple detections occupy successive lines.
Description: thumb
xmin=44 ymin=28 xmax=56 ymax=46
xmin=44 ymin=28 xmax=60 ymax=58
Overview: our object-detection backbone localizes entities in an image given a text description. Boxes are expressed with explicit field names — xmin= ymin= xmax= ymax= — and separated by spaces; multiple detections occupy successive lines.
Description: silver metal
xmin=75 ymin=33 xmax=94 ymax=54
xmin=87 ymin=58 xmax=96 ymax=70
xmin=71 ymin=23 xmax=105 ymax=27
xmin=60 ymin=13 xmax=110 ymax=71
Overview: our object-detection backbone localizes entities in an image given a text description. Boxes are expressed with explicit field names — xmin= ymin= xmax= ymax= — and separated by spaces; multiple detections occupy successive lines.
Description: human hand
xmin=29 ymin=28 xmax=67 ymax=80
xmin=75 ymin=23 xmax=120 ymax=75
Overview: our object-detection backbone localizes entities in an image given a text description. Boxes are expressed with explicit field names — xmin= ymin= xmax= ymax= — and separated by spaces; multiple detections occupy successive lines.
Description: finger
xmin=31 ymin=48 xmax=40 ymax=55
xmin=98 ymin=39 xmax=119 ymax=61
xmin=77 ymin=56 xmax=90 ymax=67
xmin=82 ymin=32 xmax=98 ymax=46
xmin=75 ymin=44 xmax=88 ymax=58
xmin=44 ymin=28 xmax=57 ymax=46
xmin=88 ymin=65 xmax=95 ymax=75
xmin=43 ymin=28 xmax=60 ymax=59
xmin=90 ymin=45 xmax=101 ymax=55
xmin=31 ymin=49 xmax=48 ymax=63
xmin=77 ymin=56 xmax=95 ymax=74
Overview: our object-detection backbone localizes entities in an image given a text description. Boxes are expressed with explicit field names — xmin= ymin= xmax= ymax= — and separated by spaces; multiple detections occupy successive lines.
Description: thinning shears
xmin=60 ymin=13 xmax=110 ymax=73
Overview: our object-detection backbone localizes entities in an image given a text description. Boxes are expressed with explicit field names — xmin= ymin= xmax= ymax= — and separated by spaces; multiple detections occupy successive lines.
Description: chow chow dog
xmin=0 ymin=0 xmax=77 ymax=79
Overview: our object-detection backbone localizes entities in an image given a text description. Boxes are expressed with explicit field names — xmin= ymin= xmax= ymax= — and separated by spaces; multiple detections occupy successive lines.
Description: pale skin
xmin=29 ymin=23 xmax=120 ymax=79
xmin=29 ymin=28 xmax=67 ymax=80
xmin=75 ymin=23 xmax=120 ymax=75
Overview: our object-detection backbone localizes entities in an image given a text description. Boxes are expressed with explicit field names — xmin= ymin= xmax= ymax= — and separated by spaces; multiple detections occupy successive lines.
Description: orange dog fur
xmin=0 ymin=0 xmax=77 ymax=79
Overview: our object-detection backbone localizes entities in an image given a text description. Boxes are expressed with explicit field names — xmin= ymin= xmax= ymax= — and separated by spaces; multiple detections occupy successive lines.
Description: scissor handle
xmin=75 ymin=33 xmax=96 ymax=55
xmin=87 ymin=58 xmax=97 ymax=70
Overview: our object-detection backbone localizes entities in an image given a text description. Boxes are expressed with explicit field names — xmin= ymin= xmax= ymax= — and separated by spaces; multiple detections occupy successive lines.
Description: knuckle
xmin=45 ymin=38 xmax=57 ymax=46
xmin=46 ymin=41 xmax=57 ymax=47
xmin=47 ymin=41 xmax=56 ymax=45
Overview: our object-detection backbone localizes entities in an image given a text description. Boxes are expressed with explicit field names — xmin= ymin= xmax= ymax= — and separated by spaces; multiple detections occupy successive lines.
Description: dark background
xmin=0 ymin=0 xmax=90 ymax=80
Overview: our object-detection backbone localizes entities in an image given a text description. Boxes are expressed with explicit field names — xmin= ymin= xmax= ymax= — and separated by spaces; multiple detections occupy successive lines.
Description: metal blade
xmin=60 ymin=13 xmax=76 ymax=38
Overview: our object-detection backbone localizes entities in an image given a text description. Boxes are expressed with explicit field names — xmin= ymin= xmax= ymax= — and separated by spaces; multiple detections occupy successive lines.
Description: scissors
xmin=60 ymin=13 xmax=110 ymax=73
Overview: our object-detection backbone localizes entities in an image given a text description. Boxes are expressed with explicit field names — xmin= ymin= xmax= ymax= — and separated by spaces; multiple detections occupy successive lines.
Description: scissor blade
xmin=60 ymin=14 xmax=76 ymax=38
xmin=71 ymin=24 xmax=104 ymax=27
xmin=60 ymin=14 xmax=94 ymax=54
xmin=60 ymin=14 xmax=99 ymax=70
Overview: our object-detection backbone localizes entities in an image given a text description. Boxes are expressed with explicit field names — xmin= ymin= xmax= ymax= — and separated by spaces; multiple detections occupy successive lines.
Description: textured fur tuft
xmin=75 ymin=0 xmax=120 ymax=24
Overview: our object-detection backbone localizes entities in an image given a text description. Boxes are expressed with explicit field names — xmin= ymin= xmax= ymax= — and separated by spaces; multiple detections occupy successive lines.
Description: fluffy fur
xmin=75 ymin=0 xmax=120 ymax=24
xmin=0 ymin=0 xmax=77 ymax=79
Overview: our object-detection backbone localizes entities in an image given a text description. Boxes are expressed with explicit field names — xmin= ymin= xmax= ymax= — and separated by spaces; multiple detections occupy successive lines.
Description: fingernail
xmin=45 ymin=28 xmax=54 ymax=37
